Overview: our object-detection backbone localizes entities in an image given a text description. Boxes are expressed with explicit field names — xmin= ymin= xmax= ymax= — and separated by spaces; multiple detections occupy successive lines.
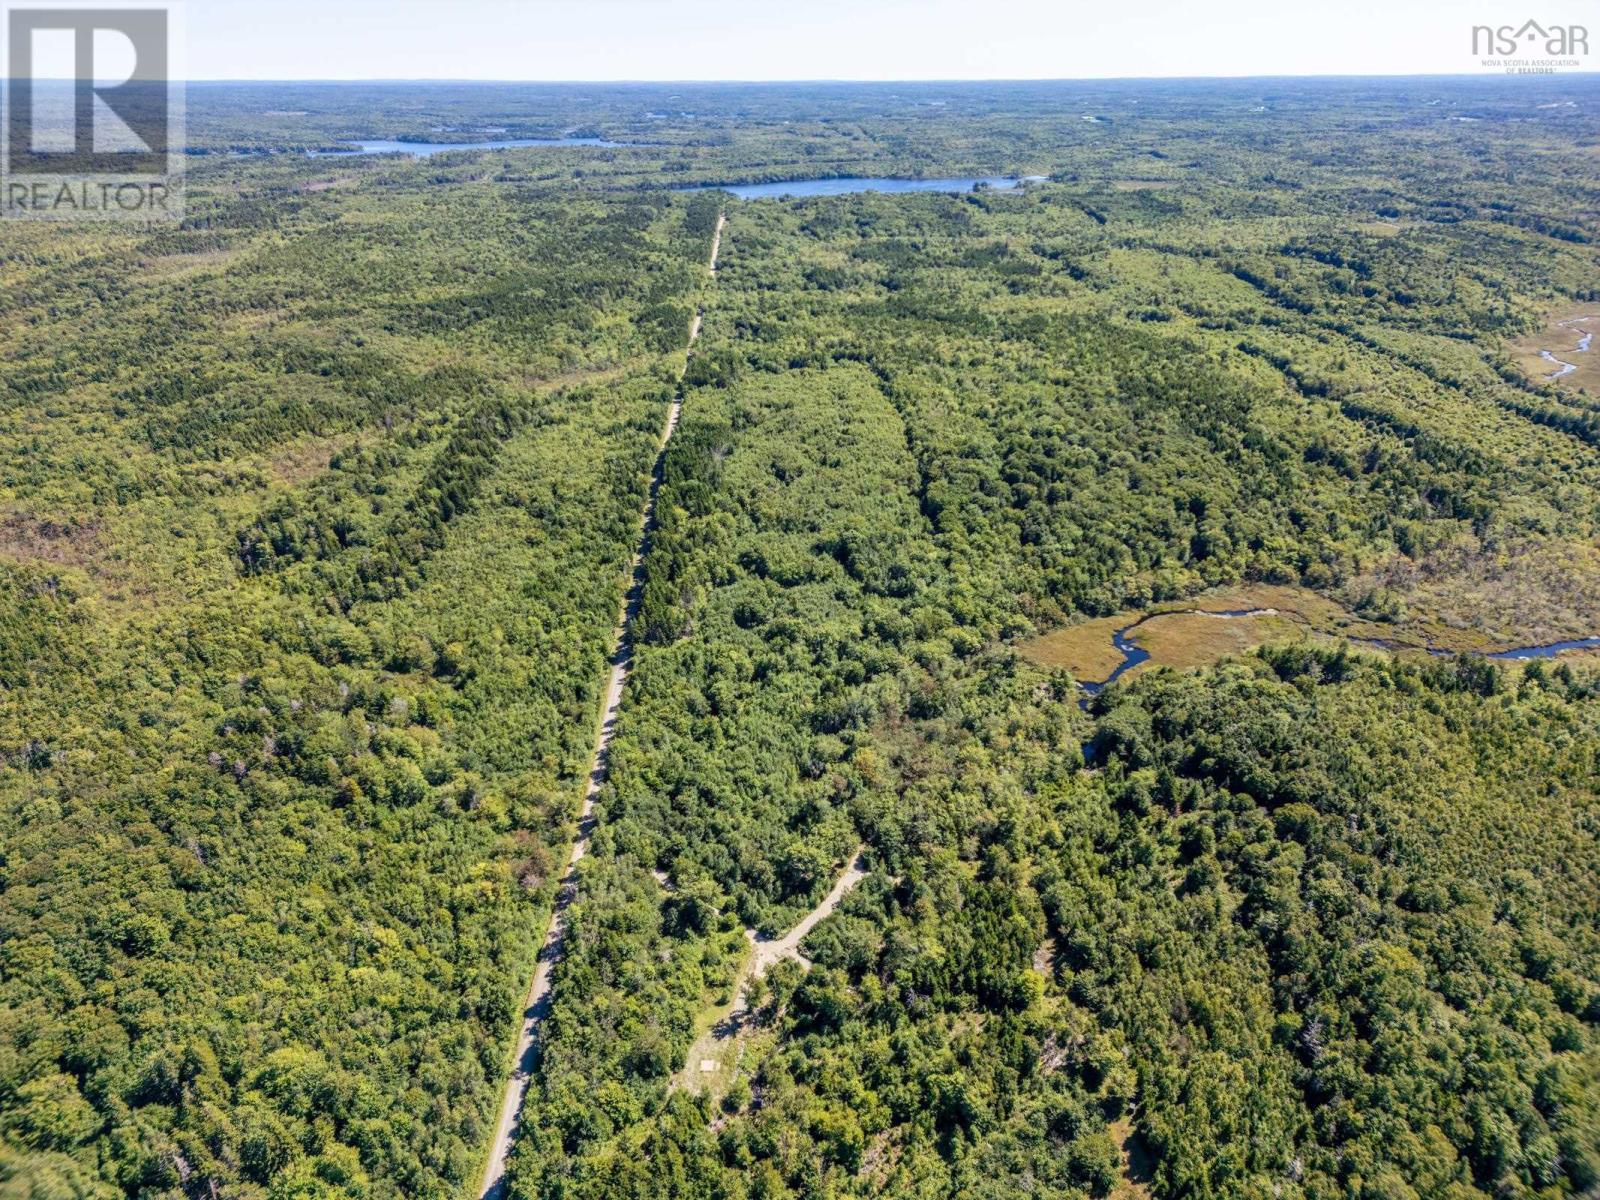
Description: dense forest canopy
xmin=1 ymin=77 xmax=1598 ymax=1200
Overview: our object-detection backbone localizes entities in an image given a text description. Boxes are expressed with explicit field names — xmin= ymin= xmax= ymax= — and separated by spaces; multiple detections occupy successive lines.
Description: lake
xmin=684 ymin=176 xmax=1038 ymax=199
xmin=1487 ymin=637 xmax=1600 ymax=660
xmin=308 ymin=136 xmax=623 ymax=158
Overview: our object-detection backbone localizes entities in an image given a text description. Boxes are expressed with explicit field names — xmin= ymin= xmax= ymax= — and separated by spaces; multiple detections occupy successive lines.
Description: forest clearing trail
xmin=478 ymin=208 xmax=725 ymax=1200
xmin=675 ymin=848 xmax=867 ymax=1095
xmin=745 ymin=849 xmax=867 ymax=977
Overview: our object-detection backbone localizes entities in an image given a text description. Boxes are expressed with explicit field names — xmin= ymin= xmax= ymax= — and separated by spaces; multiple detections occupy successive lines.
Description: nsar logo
xmin=1472 ymin=18 xmax=1589 ymax=73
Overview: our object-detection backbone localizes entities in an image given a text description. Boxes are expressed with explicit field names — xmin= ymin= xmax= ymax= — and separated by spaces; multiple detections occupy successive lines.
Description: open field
xmin=1130 ymin=606 xmax=1308 ymax=672
xmin=673 ymin=990 xmax=771 ymax=1103
xmin=1020 ymin=612 xmax=1133 ymax=680
xmin=1107 ymin=1119 xmax=1156 ymax=1200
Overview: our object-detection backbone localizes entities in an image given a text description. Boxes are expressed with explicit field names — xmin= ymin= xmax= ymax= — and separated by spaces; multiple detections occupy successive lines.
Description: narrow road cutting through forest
xmin=478 ymin=209 xmax=726 ymax=1200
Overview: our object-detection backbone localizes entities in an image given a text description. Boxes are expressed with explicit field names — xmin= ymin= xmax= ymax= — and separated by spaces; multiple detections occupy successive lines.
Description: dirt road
xmin=477 ymin=209 xmax=725 ymax=1200
xmin=743 ymin=849 xmax=867 ymax=979
xmin=675 ymin=848 xmax=867 ymax=1095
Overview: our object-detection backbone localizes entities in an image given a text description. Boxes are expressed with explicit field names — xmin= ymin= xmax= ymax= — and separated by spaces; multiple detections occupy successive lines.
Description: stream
xmin=1082 ymin=612 xmax=1600 ymax=701
xmin=1487 ymin=637 xmax=1600 ymax=658
xmin=1076 ymin=612 xmax=1600 ymax=765
xmin=1080 ymin=314 xmax=1599 ymax=698
xmin=1538 ymin=316 xmax=1596 ymax=379
xmin=1346 ymin=635 xmax=1600 ymax=661
xmin=1079 ymin=627 xmax=1150 ymax=696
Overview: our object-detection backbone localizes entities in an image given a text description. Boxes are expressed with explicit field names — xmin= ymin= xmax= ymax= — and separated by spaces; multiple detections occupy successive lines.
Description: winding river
xmin=1077 ymin=315 xmax=1600 ymax=710
xmin=1083 ymin=611 xmax=1600 ymax=700
xmin=1539 ymin=316 xmax=1597 ymax=379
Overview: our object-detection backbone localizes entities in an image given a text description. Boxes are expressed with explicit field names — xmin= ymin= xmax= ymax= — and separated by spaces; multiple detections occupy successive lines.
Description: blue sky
xmin=181 ymin=0 xmax=1597 ymax=80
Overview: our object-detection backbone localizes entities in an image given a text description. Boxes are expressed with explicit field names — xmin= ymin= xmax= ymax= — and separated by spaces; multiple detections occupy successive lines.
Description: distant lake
xmin=308 ymin=136 xmax=623 ymax=158
xmin=684 ymin=176 xmax=1038 ymax=199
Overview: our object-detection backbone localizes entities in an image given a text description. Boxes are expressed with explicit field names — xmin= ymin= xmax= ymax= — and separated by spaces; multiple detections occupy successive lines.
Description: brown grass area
xmin=1508 ymin=310 xmax=1600 ymax=392
xmin=1342 ymin=540 xmax=1600 ymax=651
xmin=1019 ymin=565 xmax=1600 ymax=687
xmin=0 ymin=505 xmax=225 ymax=611
xmin=1185 ymin=584 xmax=1351 ymax=624
xmin=517 ymin=359 xmax=639 ymax=396
xmin=137 ymin=247 xmax=243 ymax=279
xmin=220 ymin=308 xmax=285 ymax=334
xmin=1132 ymin=609 xmax=1306 ymax=671
xmin=1020 ymin=584 xmax=1369 ymax=683
xmin=0 ymin=510 xmax=183 ymax=610
xmin=1110 ymin=180 xmax=1180 ymax=191
xmin=1019 ymin=614 xmax=1131 ymax=682
xmin=265 ymin=437 xmax=341 ymax=486
xmin=0 ymin=511 xmax=101 ymax=569
xmin=1106 ymin=1119 xmax=1156 ymax=1200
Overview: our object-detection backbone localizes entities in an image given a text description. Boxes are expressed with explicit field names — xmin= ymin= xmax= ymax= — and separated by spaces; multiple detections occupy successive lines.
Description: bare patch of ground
xmin=1106 ymin=1118 xmax=1156 ymax=1200
xmin=1032 ymin=935 xmax=1057 ymax=976
xmin=265 ymin=437 xmax=342 ymax=486
xmin=0 ymin=511 xmax=101 ymax=569
xmin=859 ymin=1129 xmax=904 ymax=1192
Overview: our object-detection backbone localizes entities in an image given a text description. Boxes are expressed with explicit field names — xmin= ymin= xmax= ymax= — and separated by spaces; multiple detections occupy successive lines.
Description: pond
xmin=308 ymin=136 xmax=623 ymax=158
xmin=682 ymin=176 xmax=1040 ymax=199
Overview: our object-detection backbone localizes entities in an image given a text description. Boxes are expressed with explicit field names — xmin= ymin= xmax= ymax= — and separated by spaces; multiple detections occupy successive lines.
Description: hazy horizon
xmin=50 ymin=0 xmax=1597 ymax=82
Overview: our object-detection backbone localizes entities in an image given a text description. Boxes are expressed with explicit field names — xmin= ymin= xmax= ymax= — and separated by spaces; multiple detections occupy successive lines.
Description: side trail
xmin=478 ymin=210 xmax=726 ymax=1200
xmin=674 ymin=849 xmax=868 ymax=1094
